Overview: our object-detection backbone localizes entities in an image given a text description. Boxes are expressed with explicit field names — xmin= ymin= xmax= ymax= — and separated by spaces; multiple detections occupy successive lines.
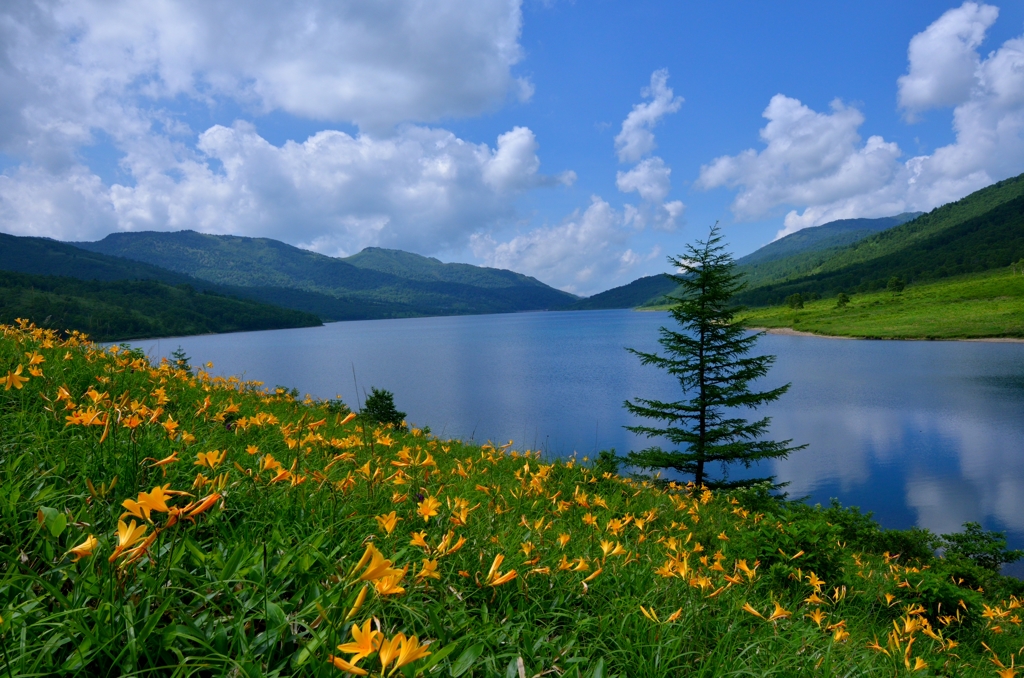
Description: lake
xmin=129 ymin=309 xmax=1024 ymax=572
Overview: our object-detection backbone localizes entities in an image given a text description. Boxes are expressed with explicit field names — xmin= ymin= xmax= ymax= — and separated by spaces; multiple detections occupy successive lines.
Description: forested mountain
xmin=0 ymin=233 xmax=385 ymax=322
xmin=0 ymin=269 xmax=321 ymax=341
xmin=567 ymin=274 xmax=678 ymax=310
xmin=734 ymin=172 xmax=1024 ymax=306
xmin=734 ymin=213 xmax=920 ymax=290
xmin=76 ymin=231 xmax=578 ymax=317
xmin=735 ymin=213 xmax=920 ymax=267
xmin=574 ymin=214 xmax=917 ymax=310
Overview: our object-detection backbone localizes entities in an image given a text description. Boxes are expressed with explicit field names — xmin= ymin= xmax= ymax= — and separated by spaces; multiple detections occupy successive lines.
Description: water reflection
xmin=130 ymin=310 xmax=1024 ymax=562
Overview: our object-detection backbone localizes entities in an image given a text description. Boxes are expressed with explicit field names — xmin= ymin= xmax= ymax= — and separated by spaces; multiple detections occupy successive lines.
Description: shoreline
xmin=749 ymin=326 xmax=1024 ymax=343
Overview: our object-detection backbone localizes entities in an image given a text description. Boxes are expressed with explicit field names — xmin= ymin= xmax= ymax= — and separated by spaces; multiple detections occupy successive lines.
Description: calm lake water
xmin=130 ymin=309 xmax=1024 ymax=571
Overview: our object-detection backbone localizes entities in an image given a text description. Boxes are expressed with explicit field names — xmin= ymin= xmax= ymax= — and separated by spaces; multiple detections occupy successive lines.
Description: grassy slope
xmin=735 ymin=172 xmax=1024 ymax=306
xmin=77 ymin=232 xmax=578 ymax=316
xmin=741 ymin=267 xmax=1024 ymax=339
xmin=2 ymin=320 xmax=1023 ymax=676
xmin=0 ymin=270 xmax=322 ymax=341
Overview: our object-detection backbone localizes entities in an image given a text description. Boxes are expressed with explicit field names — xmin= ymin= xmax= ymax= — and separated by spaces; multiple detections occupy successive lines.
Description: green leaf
xmin=590 ymin=657 xmax=606 ymax=678
xmin=220 ymin=545 xmax=247 ymax=581
xmin=49 ymin=512 xmax=67 ymax=538
xmin=265 ymin=601 xmax=287 ymax=632
xmin=416 ymin=640 xmax=458 ymax=674
xmin=450 ymin=642 xmax=484 ymax=677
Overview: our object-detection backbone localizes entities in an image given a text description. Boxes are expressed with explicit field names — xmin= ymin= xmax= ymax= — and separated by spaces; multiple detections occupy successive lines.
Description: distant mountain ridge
xmin=575 ymin=171 xmax=1024 ymax=310
xmin=567 ymin=274 xmax=678 ymax=311
xmin=734 ymin=172 xmax=1024 ymax=306
xmin=577 ymin=213 xmax=921 ymax=310
xmin=74 ymin=231 xmax=578 ymax=320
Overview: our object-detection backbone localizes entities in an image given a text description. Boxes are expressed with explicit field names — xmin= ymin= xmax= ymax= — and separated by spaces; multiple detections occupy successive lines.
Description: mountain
xmin=571 ymin=214 xmax=918 ymax=311
xmin=567 ymin=274 xmax=678 ymax=310
xmin=75 ymin=231 xmax=578 ymax=319
xmin=734 ymin=213 xmax=922 ymax=268
xmin=733 ymin=213 xmax=921 ymax=291
xmin=735 ymin=172 xmax=1024 ymax=306
xmin=0 ymin=269 xmax=321 ymax=341
xmin=0 ymin=232 xmax=383 ymax=322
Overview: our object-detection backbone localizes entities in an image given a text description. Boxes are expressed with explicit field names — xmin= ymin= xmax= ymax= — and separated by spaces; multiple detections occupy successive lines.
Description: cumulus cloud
xmin=0 ymin=0 xmax=526 ymax=138
xmin=897 ymin=2 xmax=999 ymax=116
xmin=470 ymin=197 xmax=657 ymax=294
xmin=0 ymin=0 xmax=590 ymax=265
xmin=614 ymin=69 xmax=683 ymax=163
xmin=613 ymin=71 xmax=685 ymax=231
xmin=697 ymin=2 xmax=1024 ymax=239
xmin=696 ymin=96 xmax=903 ymax=225
xmin=0 ymin=121 xmax=568 ymax=256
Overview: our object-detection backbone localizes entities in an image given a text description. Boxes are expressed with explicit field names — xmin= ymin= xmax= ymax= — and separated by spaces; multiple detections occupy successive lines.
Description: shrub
xmin=362 ymin=386 xmax=407 ymax=429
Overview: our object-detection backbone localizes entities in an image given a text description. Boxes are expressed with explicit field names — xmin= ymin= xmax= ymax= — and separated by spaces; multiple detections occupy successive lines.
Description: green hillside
xmin=580 ymin=214 xmax=916 ymax=311
xmin=76 ymin=231 xmax=577 ymax=317
xmin=0 ymin=270 xmax=321 ymax=341
xmin=735 ymin=213 xmax=919 ymax=267
xmin=739 ymin=191 xmax=1024 ymax=306
xmin=742 ymin=266 xmax=1024 ymax=339
xmin=0 ymin=232 xmax=196 ymax=285
xmin=568 ymin=274 xmax=678 ymax=310
xmin=0 ymin=232 xmax=388 ymax=323
xmin=736 ymin=172 xmax=1024 ymax=305
xmin=734 ymin=213 xmax=920 ymax=291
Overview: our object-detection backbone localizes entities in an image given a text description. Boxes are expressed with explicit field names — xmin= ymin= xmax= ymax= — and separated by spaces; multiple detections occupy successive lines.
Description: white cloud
xmin=697 ymin=4 xmax=1024 ymax=239
xmin=898 ymin=2 xmax=999 ymax=116
xmin=616 ymin=157 xmax=671 ymax=203
xmin=470 ymin=197 xmax=653 ymax=294
xmin=0 ymin=0 xmax=526 ymax=138
xmin=0 ymin=0 xmax=588 ymax=264
xmin=613 ymin=71 xmax=685 ymax=231
xmin=697 ymin=96 xmax=903 ymax=227
xmin=0 ymin=122 xmax=566 ymax=255
xmin=614 ymin=69 xmax=683 ymax=163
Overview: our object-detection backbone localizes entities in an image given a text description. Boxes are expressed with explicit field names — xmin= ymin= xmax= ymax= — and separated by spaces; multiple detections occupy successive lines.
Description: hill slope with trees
xmin=0 ymin=269 xmax=321 ymax=341
xmin=76 ymin=231 xmax=578 ymax=317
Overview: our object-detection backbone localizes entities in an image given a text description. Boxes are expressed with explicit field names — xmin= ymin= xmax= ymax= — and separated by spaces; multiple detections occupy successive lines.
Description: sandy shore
xmin=749 ymin=327 xmax=1024 ymax=343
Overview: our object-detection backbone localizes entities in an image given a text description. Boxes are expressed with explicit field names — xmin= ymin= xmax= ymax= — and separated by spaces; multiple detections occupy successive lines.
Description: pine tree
xmin=624 ymin=224 xmax=803 ymax=489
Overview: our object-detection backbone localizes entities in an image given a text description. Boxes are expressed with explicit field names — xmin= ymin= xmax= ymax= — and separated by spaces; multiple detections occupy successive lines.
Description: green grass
xmin=2 ymin=319 xmax=1024 ymax=676
xmin=740 ymin=267 xmax=1024 ymax=339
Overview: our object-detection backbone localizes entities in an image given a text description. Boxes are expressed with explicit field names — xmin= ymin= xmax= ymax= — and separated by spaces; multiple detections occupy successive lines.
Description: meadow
xmin=740 ymin=267 xmax=1024 ymax=340
xmin=2 ymin=319 xmax=1024 ymax=676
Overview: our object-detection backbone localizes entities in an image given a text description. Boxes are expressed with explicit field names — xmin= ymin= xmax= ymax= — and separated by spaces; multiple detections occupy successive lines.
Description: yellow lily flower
xmin=108 ymin=520 xmax=147 ymax=562
xmin=336 ymin=619 xmax=381 ymax=664
xmin=394 ymin=633 xmax=431 ymax=670
xmin=375 ymin=511 xmax=402 ymax=535
xmin=67 ymin=534 xmax=98 ymax=562
xmin=416 ymin=495 xmax=440 ymax=522
xmin=4 ymin=364 xmax=29 ymax=391
xmin=354 ymin=544 xmax=403 ymax=582
xmin=416 ymin=559 xmax=440 ymax=581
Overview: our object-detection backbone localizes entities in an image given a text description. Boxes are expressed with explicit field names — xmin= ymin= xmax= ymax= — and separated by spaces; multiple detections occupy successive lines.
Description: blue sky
xmin=1 ymin=1 xmax=1023 ymax=295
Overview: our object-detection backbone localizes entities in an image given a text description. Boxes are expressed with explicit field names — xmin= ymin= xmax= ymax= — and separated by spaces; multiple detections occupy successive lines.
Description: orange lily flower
xmin=4 ymin=365 xmax=29 ymax=391
xmin=67 ymin=534 xmax=98 ymax=562
xmin=416 ymin=495 xmax=440 ymax=522
xmin=336 ymin=618 xmax=381 ymax=664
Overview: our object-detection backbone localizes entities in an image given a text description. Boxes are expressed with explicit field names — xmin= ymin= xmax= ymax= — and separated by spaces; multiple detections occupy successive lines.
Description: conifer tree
xmin=624 ymin=224 xmax=803 ymax=489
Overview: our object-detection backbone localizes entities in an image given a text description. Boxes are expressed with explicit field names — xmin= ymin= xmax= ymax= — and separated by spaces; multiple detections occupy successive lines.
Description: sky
xmin=1 ymin=1 xmax=1023 ymax=296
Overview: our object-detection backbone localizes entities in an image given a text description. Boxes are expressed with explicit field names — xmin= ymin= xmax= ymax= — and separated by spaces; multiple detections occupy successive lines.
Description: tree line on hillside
xmin=735 ymin=194 xmax=1024 ymax=307
xmin=0 ymin=270 xmax=321 ymax=341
